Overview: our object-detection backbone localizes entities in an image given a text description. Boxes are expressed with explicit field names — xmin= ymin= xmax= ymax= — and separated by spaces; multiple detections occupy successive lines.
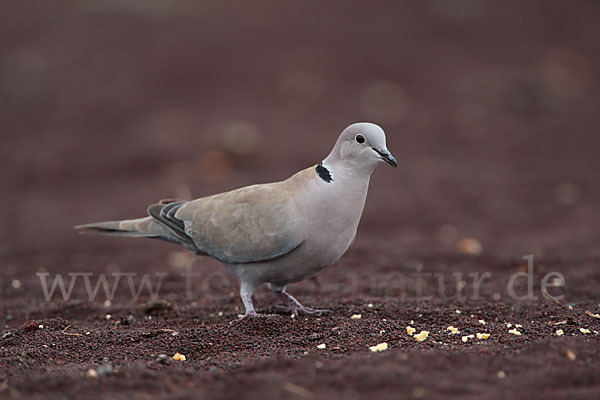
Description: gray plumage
xmin=76 ymin=122 xmax=397 ymax=318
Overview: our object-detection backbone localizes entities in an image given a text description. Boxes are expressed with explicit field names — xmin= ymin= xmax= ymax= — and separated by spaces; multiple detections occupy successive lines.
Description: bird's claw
xmin=274 ymin=304 xmax=330 ymax=316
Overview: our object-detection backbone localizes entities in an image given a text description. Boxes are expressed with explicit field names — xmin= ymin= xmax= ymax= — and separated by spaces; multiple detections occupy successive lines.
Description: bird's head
xmin=326 ymin=122 xmax=397 ymax=173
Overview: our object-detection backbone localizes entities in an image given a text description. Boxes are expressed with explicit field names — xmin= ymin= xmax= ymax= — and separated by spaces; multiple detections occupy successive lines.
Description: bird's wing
xmin=174 ymin=182 xmax=305 ymax=264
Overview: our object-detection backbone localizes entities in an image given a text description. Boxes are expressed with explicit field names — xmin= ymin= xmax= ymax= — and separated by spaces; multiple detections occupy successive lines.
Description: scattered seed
xmin=457 ymin=238 xmax=483 ymax=255
xmin=566 ymin=349 xmax=576 ymax=361
xmin=478 ymin=319 xmax=486 ymax=325
xmin=317 ymin=343 xmax=326 ymax=349
xmin=508 ymin=328 xmax=521 ymax=336
xmin=584 ymin=310 xmax=600 ymax=319
xmin=476 ymin=333 xmax=490 ymax=340
xmin=86 ymin=369 xmax=98 ymax=378
xmin=367 ymin=303 xmax=374 ymax=308
xmin=579 ymin=328 xmax=591 ymax=334
xmin=497 ymin=370 xmax=506 ymax=379
xmin=461 ymin=335 xmax=474 ymax=343
xmin=406 ymin=326 xmax=416 ymax=336
xmin=414 ymin=331 xmax=429 ymax=342
xmin=172 ymin=353 xmax=186 ymax=361
xmin=446 ymin=326 xmax=459 ymax=335
xmin=351 ymin=314 xmax=362 ymax=320
xmin=555 ymin=329 xmax=564 ymax=336
xmin=369 ymin=342 xmax=389 ymax=352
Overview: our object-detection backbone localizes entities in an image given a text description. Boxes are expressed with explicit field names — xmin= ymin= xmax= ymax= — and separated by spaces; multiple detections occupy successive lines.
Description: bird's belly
xmin=227 ymin=226 xmax=356 ymax=287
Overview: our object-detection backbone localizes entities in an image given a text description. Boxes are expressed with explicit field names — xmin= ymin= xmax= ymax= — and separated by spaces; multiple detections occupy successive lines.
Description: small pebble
xmin=22 ymin=320 xmax=39 ymax=332
xmin=155 ymin=354 xmax=170 ymax=365
xmin=96 ymin=364 xmax=113 ymax=376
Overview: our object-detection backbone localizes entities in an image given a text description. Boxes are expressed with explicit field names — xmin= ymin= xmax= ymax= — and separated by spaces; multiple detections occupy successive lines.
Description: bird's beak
xmin=372 ymin=148 xmax=397 ymax=168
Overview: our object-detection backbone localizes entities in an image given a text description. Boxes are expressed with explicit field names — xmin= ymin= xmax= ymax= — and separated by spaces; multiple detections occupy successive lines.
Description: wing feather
xmin=175 ymin=182 xmax=304 ymax=264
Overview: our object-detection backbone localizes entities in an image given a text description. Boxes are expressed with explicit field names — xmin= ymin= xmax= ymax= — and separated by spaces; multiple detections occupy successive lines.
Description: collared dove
xmin=76 ymin=122 xmax=396 ymax=318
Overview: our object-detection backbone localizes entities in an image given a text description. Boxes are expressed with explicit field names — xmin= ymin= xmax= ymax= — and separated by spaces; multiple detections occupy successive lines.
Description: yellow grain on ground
xmin=369 ymin=342 xmax=389 ymax=352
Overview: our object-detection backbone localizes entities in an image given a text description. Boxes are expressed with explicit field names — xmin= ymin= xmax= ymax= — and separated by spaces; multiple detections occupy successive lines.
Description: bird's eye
xmin=355 ymin=134 xmax=365 ymax=144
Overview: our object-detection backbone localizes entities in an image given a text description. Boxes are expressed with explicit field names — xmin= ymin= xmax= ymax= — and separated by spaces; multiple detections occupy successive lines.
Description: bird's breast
xmin=297 ymin=173 xmax=370 ymax=266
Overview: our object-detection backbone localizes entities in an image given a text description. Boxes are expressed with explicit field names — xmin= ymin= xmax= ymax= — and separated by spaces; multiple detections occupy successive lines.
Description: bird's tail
xmin=74 ymin=217 xmax=170 ymax=238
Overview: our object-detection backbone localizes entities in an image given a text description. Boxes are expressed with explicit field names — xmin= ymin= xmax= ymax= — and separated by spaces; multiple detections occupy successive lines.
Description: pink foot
xmin=274 ymin=290 xmax=330 ymax=316
xmin=231 ymin=310 xmax=281 ymax=324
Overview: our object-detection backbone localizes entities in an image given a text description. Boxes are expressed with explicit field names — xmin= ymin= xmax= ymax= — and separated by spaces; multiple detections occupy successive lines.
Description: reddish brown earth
xmin=1 ymin=1 xmax=600 ymax=399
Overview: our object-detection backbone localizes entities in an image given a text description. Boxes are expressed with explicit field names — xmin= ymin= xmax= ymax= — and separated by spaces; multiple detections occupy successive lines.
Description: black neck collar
xmin=315 ymin=162 xmax=333 ymax=183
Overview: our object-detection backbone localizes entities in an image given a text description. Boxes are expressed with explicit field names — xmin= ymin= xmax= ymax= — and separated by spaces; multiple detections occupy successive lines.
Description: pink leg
xmin=240 ymin=292 xmax=258 ymax=318
xmin=274 ymin=289 xmax=330 ymax=316
xmin=234 ymin=281 xmax=280 ymax=322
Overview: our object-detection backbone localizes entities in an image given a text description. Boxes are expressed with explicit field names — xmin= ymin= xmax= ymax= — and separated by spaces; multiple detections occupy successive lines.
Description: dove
xmin=76 ymin=122 xmax=396 ymax=318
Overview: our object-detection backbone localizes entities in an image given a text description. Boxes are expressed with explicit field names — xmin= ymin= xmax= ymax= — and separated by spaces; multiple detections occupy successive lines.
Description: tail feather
xmin=74 ymin=217 xmax=167 ymax=238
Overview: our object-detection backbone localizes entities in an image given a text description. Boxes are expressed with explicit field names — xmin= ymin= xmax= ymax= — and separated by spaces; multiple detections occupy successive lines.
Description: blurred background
xmin=1 ymin=0 xmax=599 ymax=267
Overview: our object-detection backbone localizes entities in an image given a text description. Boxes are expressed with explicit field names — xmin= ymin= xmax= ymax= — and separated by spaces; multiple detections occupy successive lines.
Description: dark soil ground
xmin=1 ymin=1 xmax=600 ymax=399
